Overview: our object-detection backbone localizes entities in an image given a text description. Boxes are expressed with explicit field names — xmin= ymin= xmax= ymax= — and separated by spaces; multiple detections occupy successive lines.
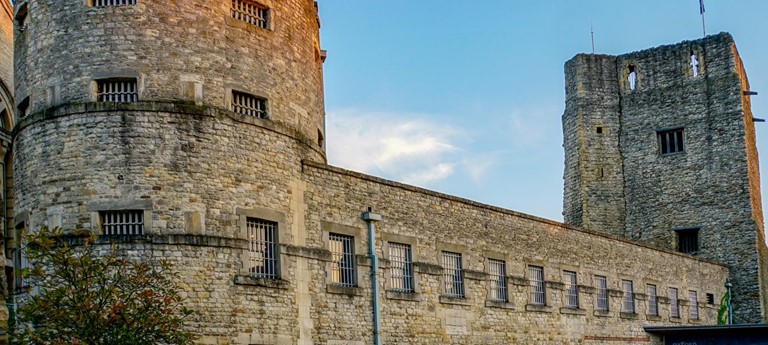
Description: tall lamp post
xmin=724 ymin=281 xmax=733 ymax=325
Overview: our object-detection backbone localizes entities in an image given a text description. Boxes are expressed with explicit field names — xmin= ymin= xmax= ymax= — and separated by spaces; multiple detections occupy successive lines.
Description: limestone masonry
xmin=0 ymin=0 xmax=764 ymax=344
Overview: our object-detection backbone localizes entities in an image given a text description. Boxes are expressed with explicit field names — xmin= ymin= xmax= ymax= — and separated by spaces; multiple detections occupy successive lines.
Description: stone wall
xmin=562 ymin=33 xmax=768 ymax=323
xmin=0 ymin=0 xmax=11 ymax=95
xmin=13 ymin=0 xmax=326 ymax=148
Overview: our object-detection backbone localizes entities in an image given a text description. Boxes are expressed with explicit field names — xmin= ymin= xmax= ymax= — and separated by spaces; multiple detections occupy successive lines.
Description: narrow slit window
xmin=389 ymin=243 xmax=413 ymax=293
xmin=658 ymin=128 xmax=685 ymax=155
xmin=689 ymin=290 xmax=699 ymax=319
xmin=647 ymin=284 xmax=658 ymax=316
xmin=329 ymin=233 xmax=355 ymax=287
xmin=441 ymin=251 xmax=463 ymax=298
xmin=247 ymin=217 xmax=278 ymax=279
xmin=595 ymin=275 xmax=609 ymax=311
xmin=622 ymin=280 xmax=635 ymax=313
xmin=563 ymin=271 xmax=579 ymax=309
xmin=101 ymin=210 xmax=144 ymax=235
xmin=528 ymin=265 xmax=545 ymax=305
xmin=231 ymin=91 xmax=268 ymax=118
xmin=488 ymin=259 xmax=507 ymax=302
xmin=97 ymin=79 xmax=138 ymax=103
xmin=231 ymin=0 xmax=270 ymax=29
xmin=628 ymin=65 xmax=637 ymax=90
xmin=17 ymin=97 xmax=30 ymax=118
xmin=670 ymin=287 xmax=680 ymax=318
xmin=92 ymin=0 xmax=137 ymax=6
xmin=706 ymin=293 xmax=715 ymax=305
xmin=690 ymin=53 xmax=700 ymax=77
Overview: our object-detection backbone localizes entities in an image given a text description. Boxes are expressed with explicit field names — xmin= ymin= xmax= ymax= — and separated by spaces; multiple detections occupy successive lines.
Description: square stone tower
xmin=562 ymin=33 xmax=768 ymax=323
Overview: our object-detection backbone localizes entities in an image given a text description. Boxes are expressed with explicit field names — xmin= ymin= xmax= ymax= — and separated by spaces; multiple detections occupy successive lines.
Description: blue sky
xmin=318 ymin=1 xmax=768 ymax=223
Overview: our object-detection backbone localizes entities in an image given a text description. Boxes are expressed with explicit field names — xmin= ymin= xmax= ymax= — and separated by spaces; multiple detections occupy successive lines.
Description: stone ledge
xmin=385 ymin=291 xmax=422 ymax=302
xmin=439 ymin=295 xmax=471 ymax=306
xmin=593 ymin=310 xmax=614 ymax=318
xmin=560 ymin=307 xmax=587 ymax=315
xmin=608 ymin=289 xmax=624 ymax=297
xmin=546 ymin=281 xmax=565 ymax=290
xmin=85 ymin=234 xmax=247 ymax=249
xmin=645 ymin=314 xmax=662 ymax=321
xmin=670 ymin=317 xmax=683 ymax=323
xmin=620 ymin=312 xmax=639 ymax=320
xmin=233 ymin=275 xmax=289 ymax=289
xmin=578 ymin=285 xmax=596 ymax=294
xmin=525 ymin=304 xmax=553 ymax=313
xmin=485 ymin=300 xmax=515 ymax=310
xmin=510 ymin=276 xmax=528 ymax=286
xmin=464 ymin=269 xmax=486 ymax=281
xmin=414 ymin=262 xmax=442 ymax=275
xmin=688 ymin=318 xmax=702 ymax=324
xmin=326 ymin=284 xmax=363 ymax=296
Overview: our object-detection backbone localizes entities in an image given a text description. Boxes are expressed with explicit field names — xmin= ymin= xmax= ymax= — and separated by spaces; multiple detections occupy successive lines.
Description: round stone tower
xmin=13 ymin=0 xmax=326 ymax=341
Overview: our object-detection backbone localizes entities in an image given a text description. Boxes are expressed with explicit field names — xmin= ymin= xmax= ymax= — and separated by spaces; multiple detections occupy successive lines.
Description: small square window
xmin=596 ymin=126 xmax=603 ymax=134
xmin=232 ymin=91 xmax=268 ymax=118
xmin=658 ymin=128 xmax=685 ymax=155
xmin=97 ymin=79 xmax=138 ymax=103
xmin=389 ymin=243 xmax=413 ymax=293
xmin=92 ymin=0 xmax=137 ymax=6
xmin=246 ymin=217 xmax=278 ymax=279
xmin=329 ymin=233 xmax=355 ymax=287
xmin=488 ymin=259 xmax=507 ymax=302
xmin=528 ymin=265 xmax=545 ymax=305
xmin=231 ymin=0 xmax=270 ymax=29
xmin=441 ymin=251 xmax=463 ymax=298
xmin=17 ymin=97 xmax=30 ymax=118
xmin=706 ymin=293 xmax=715 ymax=305
xmin=100 ymin=210 xmax=144 ymax=235
xmin=676 ymin=228 xmax=699 ymax=254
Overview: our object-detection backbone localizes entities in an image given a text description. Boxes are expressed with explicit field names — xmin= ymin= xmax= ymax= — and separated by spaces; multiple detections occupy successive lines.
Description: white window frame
xmin=647 ymin=284 xmax=659 ymax=316
xmin=563 ymin=271 xmax=579 ymax=309
xmin=622 ymin=280 xmax=635 ymax=313
xmin=689 ymin=290 xmax=699 ymax=320
xmin=488 ymin=259 xmax=507 ymax=302
xmin=528 ymin=265 xmax=545 ymax=306
xmin=595 ymin=275 xmax=609 ymax=311
xmin=669 ymin=287 xmax=680 ymax=318
xmin=441 ymin=251 xmax=464 ymax=298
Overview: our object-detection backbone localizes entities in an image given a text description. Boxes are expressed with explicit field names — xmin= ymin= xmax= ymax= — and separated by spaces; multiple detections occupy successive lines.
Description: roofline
xmin=303 ymin=160 xmax=727 ymax=268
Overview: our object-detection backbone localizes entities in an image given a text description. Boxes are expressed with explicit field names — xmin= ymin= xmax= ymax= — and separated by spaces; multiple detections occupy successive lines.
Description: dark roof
xmin=645 ymin=323 xmax=768 ymax=337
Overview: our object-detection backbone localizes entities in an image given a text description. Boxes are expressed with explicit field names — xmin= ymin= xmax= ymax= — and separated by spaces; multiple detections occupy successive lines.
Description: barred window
xmin=622 ymin=280 xmax=635 ymax=313
xmin=689 ymin=290 xmax=699 ymax=319
xmin=389 ymin=243 xmax=413 ymax=293
xmin=677 ymin=228 xmax=699 ymax=254
xmin=231 ymin=0 xmax=269 ymax=29
xmin=441 ymin=251 xmax=463 ymax=298
xmin=528 ymin=265 xmax=545 ymax=305
xmin=647 ymin=284 xmax=659 ymax=316
xmin=488 ymin=259 xmax=507 ymax=302
xmin=563 ymin=271 xmax=579 ymax=309
xmin=97 ymin=79 xmax=138 ymax=103
xmin=92 ymin=0 xmax=136 ymax=6
xmin=658 ymin=128 xmax=685 ymax=155
xmin=247 ymin=217 xmax=278 ymax=279
xmin=329 ymin=233 xmax=355 ymax=287
xmin=595 ymin=275 xmax=609 ymax=311
xmin=101 ymin=210 xmax=144 ymax=235
xmin=669 ymin=287 xmax=680 ymax=318
xmin=232 ymin=91 xmax=268 ymax=118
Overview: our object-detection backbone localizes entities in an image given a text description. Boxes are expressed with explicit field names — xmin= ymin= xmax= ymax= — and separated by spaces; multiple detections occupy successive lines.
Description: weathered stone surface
xmin=563 ymin=33 xmax=768 ymax=323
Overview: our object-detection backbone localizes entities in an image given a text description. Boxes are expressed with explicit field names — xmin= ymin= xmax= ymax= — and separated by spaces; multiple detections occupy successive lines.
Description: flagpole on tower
xmin=700 ymin=0 xmax=706 ymax=37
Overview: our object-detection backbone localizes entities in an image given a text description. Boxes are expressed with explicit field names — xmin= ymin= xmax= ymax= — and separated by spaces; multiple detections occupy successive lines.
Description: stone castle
xmin=0 ymin=0 xmax=766 ymax=344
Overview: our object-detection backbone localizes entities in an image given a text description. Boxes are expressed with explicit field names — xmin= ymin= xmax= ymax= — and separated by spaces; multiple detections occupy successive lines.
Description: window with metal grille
xmin=622 ymin=280 xmax=635 ymax=313
xmin=563 ymin=271 xmax=579 ymax=308
xmin=595 ymin=275 xmax=609 ymax=311
xmin=231 ymin=0 xmax=269 ymax=29
xmin=231 ymin=91 xmax=268 ymax=118
xmin=441 ymin=251 xmax=463 ymax=298
xmin=669 ymin=287 xmax=680 ymax=318
xmin=389 ymin=243 xmax=413 ymax=293
xmin=92 ymin=0 xmax=136 ymax=6
xmin=528 ymin=265 xmax=545 ymax=305
xmin=246 ymin=217 xmax=278 ymax=279
xmin=677 ymin=228 xmax=699 ymax=254
xmin=647 ymin=284 xmax=659 ymax=316
xmin=689 ymin=290 xmax=699 ymax=319
xmin=706 ymin=293 xmax=715 ymax=305
xmin=658 ymin=128 xmax=685 ymax=155
xmin=100 ymin=210 xmax=144 ymax=235
xmin=488 ymin=259 xmax=507 ymax=302
xmin=329 ymin=233 xmax=355 ymax=287
xmin=97 ymin=79 xmax=138 ymax=103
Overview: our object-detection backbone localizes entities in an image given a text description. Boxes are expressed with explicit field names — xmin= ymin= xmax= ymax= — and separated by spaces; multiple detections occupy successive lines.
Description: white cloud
xmin=326 ymin=109 xmax=461 ymax=186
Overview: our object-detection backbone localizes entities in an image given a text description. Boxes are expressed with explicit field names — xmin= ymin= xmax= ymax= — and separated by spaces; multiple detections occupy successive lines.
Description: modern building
xmin=0 ymin=0 xmax=765 ymax=344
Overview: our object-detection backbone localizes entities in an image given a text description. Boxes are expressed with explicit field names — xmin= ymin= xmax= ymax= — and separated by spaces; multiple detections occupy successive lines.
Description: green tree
xmin=13 ymin=227 xmax=194 ymax=345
